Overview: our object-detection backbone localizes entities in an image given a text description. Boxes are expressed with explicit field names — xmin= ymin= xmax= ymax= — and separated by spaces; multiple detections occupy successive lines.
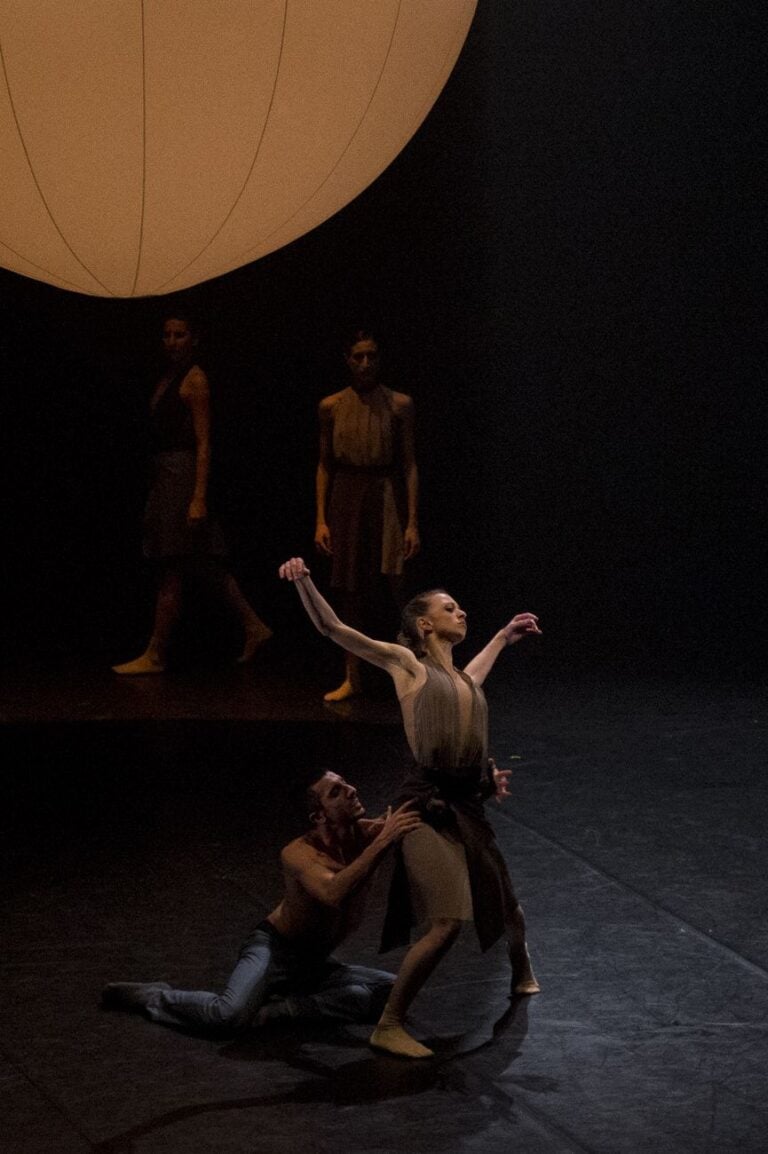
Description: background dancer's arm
xmin=397 ymin=395 xmax=420 ymax=560
xmin=282 ymin=803 xmax=421 ymax=908
xmin=314 ymin=398 xmax=334 ymax=556
xmin=182 ymin=367 xmax=211 ymax=523
xmin=464 ymin=612 xmax=541 ymax=686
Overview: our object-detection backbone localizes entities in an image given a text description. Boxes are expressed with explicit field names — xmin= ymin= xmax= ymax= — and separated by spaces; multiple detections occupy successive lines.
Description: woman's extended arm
xmin=463 ymin=613 xmax=541 ymax=686
xmin=279 ymin=557 xmax=420 ymax=686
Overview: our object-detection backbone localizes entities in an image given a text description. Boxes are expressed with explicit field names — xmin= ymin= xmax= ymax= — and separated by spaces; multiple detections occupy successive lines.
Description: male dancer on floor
xmin=103 ymin=771 xmax=421 ymax=1032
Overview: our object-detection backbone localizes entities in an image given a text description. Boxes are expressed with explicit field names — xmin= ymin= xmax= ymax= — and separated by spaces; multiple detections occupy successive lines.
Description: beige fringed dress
xmin=381 ymin=659 xmax=519 ymax=953
xmin=326 ymin=384 xmax=405 ymax=593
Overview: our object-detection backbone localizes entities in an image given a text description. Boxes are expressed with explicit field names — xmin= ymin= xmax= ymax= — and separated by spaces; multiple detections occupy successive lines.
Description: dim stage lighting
xmin=0 ymin=0 xmax=477 ymax=297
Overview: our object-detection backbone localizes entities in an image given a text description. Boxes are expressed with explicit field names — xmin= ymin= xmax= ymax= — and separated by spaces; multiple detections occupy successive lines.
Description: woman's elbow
xmin=319 ymin=621 xmax=343 ymax=641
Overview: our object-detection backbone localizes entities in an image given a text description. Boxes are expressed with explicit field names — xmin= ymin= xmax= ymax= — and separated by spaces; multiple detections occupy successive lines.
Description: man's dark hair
xmin=301 ymin=768 xmax=333 ymax=821
xmin=342 ymin=326 xmax=379 ymax=354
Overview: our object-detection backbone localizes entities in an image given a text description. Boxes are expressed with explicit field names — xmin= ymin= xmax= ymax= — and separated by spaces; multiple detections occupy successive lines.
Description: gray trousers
xmin=145 ymin=922 xmax=394 ymax=1033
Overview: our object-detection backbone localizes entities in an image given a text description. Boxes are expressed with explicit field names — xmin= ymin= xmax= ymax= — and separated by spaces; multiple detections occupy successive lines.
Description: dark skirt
xmin=380 ymin=764 xmax=519 ymax=954
xmin=143 ymin=450 xmax=227 ymax=560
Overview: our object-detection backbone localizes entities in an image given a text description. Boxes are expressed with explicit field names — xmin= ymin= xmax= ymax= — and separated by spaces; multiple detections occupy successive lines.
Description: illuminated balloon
xmin=0 ymin=0 xmax=477 ymax=297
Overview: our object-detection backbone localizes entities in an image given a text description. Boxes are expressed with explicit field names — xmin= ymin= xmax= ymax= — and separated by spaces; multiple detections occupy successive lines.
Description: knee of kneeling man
xmin=212 ymin=1001 xmax=253 ymax=1032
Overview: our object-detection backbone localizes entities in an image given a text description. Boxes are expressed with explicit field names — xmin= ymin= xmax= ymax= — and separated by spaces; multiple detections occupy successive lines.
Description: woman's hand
xmin=403 ymin=525 xmax=420 ymax=560
xmin=279 ymin=557 xmax=311 ymax=582
xmin=490 ymin=758 xmax=512 ymax=804
xmin=187 ymin=497 xmax=207 ymax=523
xmin=502 ymin=613 xmax=541 ymax=645
xmin=314 ymin=524 xmax=332 ymax=555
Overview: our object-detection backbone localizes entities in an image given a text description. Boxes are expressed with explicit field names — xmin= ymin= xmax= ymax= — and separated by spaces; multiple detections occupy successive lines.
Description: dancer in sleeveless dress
xmin=315 ymin=330 xmax=420 ymax=701
xmin=279 ymin=556 xmax=541 ymax=1058
xmin=113 ymin=311 xmax=271 ymax=673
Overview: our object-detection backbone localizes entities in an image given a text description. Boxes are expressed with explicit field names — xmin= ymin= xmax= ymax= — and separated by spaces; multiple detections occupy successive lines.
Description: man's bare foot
xmin=101 ymin=981 xmax=171 ymax=1011
xmin=369 ymin=1023 xmax=434 ymax=1059
xmin=323 ymin=678 xmax=361 ymax=703
xmin=237 ymin=625 xmax=273 ymax=663
xmin=112 ymin=654 xmax=165 ymax=675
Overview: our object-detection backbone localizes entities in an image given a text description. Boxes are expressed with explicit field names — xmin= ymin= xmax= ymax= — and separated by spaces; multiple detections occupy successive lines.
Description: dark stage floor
xmin=2 ymin=652 xmax=767 ymax=1153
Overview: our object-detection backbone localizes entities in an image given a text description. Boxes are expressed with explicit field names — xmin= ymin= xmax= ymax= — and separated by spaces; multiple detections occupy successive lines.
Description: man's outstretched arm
xmin=282 ymin=803 xmax=421 ymax=908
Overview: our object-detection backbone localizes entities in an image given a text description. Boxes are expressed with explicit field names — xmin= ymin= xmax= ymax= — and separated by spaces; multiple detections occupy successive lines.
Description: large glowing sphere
xmin=0 ymin=0 xmax=477 ymax=297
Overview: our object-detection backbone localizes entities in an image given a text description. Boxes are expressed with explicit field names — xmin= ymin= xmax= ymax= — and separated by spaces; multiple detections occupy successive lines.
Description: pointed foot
xmin=237 ymin=625 xmax=273 ymax=664
xmin=512 ymin=977 xmax=541 ymax=996
xmin=111 ymin=654 xmax=165 ymax=675
xmin=509 ymin=944 xmax=540 ymax=996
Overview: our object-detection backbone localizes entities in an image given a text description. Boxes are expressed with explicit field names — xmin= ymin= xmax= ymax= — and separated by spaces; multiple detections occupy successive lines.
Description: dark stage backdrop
xmin=1 ymin=2 xmax=765 ymax=676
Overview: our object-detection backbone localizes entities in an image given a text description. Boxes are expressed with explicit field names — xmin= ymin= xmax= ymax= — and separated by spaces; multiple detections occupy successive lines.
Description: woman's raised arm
xmin=463 ymin=612 xmax=541 ymax=686
xmin=278 ymin=558 xmax=420 ymax=684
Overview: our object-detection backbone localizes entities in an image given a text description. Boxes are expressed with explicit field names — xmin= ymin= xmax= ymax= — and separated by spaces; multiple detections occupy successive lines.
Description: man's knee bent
xmin=206 ymin=997 xmax=254 ymax=1033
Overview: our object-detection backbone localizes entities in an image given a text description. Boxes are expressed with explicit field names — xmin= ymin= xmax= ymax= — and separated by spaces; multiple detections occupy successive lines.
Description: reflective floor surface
xmin=2 ymin=655 xmax=766 ymax=1152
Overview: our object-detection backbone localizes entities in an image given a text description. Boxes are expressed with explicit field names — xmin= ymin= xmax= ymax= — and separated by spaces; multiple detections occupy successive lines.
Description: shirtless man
xmin=102 ymin=772 xmax=421 ymax=1033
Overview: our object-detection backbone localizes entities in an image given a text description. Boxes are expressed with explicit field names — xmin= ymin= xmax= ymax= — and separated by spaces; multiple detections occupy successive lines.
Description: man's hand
xmin=374 ymin=800 xmax=422 ymax=847
xmin=314 ymin=524 xmax=333 ymax=555
xmin=502 ymin=613 xmax=541 ymax=645
xmin=490 ymin=758 xmax=512 ymax=804
xmin=279 ymin=557 xmax=311 ymax=582
xmin=403 ymin=525 xmax=421 ymax=561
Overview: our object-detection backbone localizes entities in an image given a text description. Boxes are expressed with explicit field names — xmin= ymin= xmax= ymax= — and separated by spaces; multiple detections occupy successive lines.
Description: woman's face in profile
xmin=345 ymin=338 xmax=380 ymax=390
xmin=162 ymin=318 xmax=196 ymax=365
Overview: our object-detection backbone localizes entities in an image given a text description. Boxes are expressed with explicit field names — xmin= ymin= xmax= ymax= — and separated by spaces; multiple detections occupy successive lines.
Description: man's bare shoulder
xmin=280 ymin=833 xmax=316 ymax=871
xmin=281 ymin=833 xmax=341 ymax=873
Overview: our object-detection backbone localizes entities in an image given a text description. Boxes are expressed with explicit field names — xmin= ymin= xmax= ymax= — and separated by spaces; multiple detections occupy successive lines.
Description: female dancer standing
xmin=314 ymin=329 xmax=419 ymax=701
xmin=279 ymin=556 xmax=540 ymax=1058
xmin=113 ymin=312 xmax=271 ymax=673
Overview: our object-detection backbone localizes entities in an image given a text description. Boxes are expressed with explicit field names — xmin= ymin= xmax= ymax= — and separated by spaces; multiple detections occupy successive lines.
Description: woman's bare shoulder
xmin=318 ymin=389 xmax=346 ymax=413
xmin=389 ymin=389 xmax=414 ymax=412
xmin=180 ymin=365 xmax=209 ymax=397
xmin=391 ymin=650 xmax=427 ymax=697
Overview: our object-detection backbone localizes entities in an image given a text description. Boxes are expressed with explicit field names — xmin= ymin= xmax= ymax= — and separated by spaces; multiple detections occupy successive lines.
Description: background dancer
xmin=280 ymin=556 xmax=541 ymax=1058
xmin=314 ymin=329 xmax=420 ymax=701
xmin=103 ymin=771 xmax=420 ymax=1032
xmin=113 ymin=310 xmax=271 ymax=673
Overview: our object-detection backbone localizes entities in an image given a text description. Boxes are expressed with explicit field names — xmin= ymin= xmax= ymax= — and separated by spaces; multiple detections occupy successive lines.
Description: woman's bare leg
xmin=324 ymin=592 xmax=362 ymax=701
xmin=506 ymin=902 xmax=540 ymax=995
xmin=370 ymin=918 xmax=461 ymax=1058
xmin=217 ymin=573 xmax=272 ymax=662
xmin=112 ymin=568 xmax=182 ymax=674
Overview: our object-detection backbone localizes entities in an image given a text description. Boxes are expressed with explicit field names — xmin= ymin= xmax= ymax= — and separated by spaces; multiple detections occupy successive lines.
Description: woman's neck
xmin=424 ymin=637 xmax=454 ymax=673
